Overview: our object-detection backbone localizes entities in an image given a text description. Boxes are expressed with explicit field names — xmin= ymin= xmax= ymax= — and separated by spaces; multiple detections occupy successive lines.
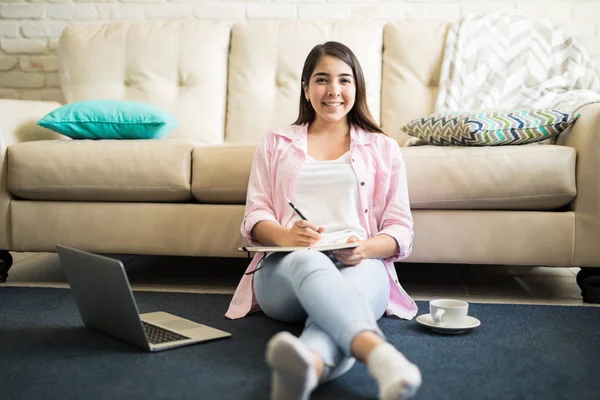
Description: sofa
xmin=1 ymin=20 xmax=599 ymax=301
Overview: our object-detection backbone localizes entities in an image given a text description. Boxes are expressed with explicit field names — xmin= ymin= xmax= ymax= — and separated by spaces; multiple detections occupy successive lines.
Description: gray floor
xmin=5 ymin=251 xmax=594 ymax=307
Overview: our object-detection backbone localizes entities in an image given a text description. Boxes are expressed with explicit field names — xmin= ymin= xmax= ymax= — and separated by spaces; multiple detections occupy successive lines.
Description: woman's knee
xmin=286 ymin=250 xmax=336 ymax=279
xmin=261 ymin=301 xmax=307 ymax=323
xmin=289 ymin=249 xmax=333 ymax=264
xmin=340 ymin=259 xmax=390 ymax=316
xmin=254 ymin=272 xmax=307 ymax=323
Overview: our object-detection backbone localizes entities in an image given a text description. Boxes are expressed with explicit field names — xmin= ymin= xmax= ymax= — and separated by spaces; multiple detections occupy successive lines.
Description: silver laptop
xmin=56 ymin=245 xmax=231 ymax=352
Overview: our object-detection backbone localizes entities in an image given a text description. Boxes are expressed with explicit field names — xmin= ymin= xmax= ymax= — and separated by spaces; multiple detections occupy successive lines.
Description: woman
xmin=226 ymin=41 xmax=422 ymax=400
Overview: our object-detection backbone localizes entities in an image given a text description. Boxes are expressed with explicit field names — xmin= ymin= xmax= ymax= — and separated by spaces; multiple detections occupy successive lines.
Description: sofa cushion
xmin=191 ymin=143 xmax=576 ymax=210
xmin=226 ymin=21 xmax=384 ymax=144
xmin=37 ymin=99 xmax=179 ymax=140
xmin=192 ymin=145 xmax=255 ymax=203
xmin=382 ymin=21 xmax=450 ymax=146
xmin=58 ymin=21 xmax=230 ymax=144
xmin=7 ymin=140 xmax=195 ymax=202
xmin=403 ymin=144 xmax=576 ymax=210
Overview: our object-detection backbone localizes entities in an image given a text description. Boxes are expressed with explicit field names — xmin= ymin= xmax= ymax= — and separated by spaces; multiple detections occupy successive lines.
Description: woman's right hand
xmin=283 ymin=220 xmax=325 ymax=247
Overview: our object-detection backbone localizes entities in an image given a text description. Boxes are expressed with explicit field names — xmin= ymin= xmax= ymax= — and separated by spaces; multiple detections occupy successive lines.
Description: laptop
xmin=56 ymin=245 xmax=231 ymax=352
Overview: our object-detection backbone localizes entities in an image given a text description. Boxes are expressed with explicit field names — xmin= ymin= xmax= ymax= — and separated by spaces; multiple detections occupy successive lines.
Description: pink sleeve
xmin=241 ymin=134 xmax=279 ymax=246
xmin=376 ymin=141 xmax=414 ymax=263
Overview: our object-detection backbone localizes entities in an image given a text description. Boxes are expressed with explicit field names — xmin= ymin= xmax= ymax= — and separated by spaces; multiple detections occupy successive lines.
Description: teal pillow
xmin=401 ymin=109 xmax=579 ymax=146
xmin=37 ymin=99 xmax=179 ymax=140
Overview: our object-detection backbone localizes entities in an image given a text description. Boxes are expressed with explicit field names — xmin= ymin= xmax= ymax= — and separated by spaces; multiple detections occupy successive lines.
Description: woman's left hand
xmin=331 ymin=236 xmax=368 ymax=266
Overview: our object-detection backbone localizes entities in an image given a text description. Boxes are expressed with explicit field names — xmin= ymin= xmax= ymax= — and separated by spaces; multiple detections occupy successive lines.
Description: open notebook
xmin=238 ymin=242 xmax=359 ymax=253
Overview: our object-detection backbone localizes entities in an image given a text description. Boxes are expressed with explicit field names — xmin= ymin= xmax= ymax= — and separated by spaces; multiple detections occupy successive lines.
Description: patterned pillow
xmin=401 ymin=109 xmax=579 ymax=146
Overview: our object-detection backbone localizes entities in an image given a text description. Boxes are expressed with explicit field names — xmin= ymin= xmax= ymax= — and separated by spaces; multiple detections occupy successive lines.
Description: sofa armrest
xmin=0 ymin=99 xmax=64 ymax=250
xmin=556 ymin=103 xmax=600 ymax=266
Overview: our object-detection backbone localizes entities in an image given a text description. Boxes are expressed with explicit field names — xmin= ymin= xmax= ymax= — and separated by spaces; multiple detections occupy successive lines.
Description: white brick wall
xmin=0 ymin=0 xmax=599 ymax=102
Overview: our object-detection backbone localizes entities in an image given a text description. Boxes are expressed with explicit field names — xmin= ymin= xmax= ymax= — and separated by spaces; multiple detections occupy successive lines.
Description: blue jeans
xmin=253 ymin=250 xmax=390 ymax=367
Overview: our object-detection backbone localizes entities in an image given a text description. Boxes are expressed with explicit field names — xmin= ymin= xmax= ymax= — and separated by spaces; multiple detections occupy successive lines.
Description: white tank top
xmin=291 ymin=151 xmax=368 ymax=245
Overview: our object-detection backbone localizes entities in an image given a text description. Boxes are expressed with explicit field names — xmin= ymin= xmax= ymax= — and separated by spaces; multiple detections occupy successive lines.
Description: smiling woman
xmin=227 ymin=40 xmax=421 ymax=400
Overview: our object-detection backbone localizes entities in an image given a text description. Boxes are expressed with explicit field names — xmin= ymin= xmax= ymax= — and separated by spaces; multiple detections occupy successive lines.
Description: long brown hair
xmin=293 ymin=41 xmax=384 ymax=135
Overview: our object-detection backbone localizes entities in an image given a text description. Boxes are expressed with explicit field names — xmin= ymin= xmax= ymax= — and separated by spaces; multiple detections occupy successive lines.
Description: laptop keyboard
xmin=142 ymin=321 xmax=191 ymax=344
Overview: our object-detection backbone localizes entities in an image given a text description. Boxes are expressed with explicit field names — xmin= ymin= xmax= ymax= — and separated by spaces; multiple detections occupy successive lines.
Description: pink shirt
xmin=225 ymin=123 xmax=418 ymax=320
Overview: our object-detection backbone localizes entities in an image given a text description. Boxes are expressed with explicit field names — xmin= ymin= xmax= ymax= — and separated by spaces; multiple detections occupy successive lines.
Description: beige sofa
xmin=1 ymin=20 xmax=599 ymax=301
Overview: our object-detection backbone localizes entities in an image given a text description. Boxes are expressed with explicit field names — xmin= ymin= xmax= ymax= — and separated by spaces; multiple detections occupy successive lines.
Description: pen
xmin=286 ymin=198 xmax=308 ymax=221
xmin=286 ymin=198 xmax=337 ymax=262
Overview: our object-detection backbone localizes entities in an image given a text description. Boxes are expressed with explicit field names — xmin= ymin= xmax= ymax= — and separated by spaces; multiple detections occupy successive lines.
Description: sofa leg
xmin=0 ymin=250 xmax=13 ymax=283
xmin=576 ymin=267 xmax=600 ymax=304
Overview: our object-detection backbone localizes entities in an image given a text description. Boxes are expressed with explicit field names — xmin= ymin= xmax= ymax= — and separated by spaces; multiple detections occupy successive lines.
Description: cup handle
xmin=433 ymin=309 xmax=445 ymax=326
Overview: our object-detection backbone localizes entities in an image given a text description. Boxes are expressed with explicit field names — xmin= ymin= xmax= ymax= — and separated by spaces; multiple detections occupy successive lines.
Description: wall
xmin=1 ymin=0 xmax=599 ymax=103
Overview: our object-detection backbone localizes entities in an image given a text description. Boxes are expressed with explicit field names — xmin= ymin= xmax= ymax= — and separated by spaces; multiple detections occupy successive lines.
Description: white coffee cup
xmin=429 ymin=299 xmax=469 ymax=326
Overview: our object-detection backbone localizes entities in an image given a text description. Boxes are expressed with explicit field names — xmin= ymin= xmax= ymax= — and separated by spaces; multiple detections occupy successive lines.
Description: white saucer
xmin=416 ymin=314 xmax=481 ymax=334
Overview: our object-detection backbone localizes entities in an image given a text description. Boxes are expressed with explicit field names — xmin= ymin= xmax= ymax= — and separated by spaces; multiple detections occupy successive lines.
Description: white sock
xmin=266 ymin=331 xmax=319 ymax=400
xmin=367 ymin=343 xmax=422 ymax=400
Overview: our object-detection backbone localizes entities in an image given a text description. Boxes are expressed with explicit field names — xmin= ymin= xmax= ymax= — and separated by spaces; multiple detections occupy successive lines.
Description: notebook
xmin=238 ymin=242 xmax=359 ymax=253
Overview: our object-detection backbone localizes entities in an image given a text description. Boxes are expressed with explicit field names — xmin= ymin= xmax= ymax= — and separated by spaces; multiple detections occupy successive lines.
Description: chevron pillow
xmin=401 ymin=109 xmax=579 ymax=146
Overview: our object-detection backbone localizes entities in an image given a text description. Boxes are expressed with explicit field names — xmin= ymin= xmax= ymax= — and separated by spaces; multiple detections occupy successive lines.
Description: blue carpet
xmin=1 ymin=287 xmax=599 ymax=400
